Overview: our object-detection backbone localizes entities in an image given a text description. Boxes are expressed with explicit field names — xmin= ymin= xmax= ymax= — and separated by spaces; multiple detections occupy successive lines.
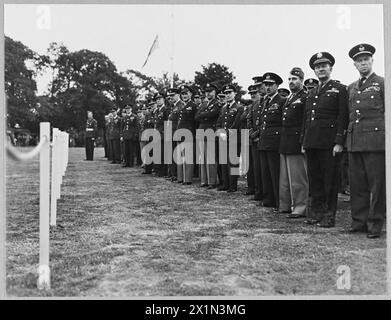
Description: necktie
xmin=359 ymin=77 xmax=367 ymax=87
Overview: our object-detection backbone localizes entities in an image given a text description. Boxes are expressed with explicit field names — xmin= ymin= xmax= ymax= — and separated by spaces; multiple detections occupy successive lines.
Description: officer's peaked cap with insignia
xmin=348 ymin=43 xmax=376 ymax=60
xmin=223 ymin=84 xmax=237 ymax=93
xmin=167 ymin=87 xmax=181 ymax=95
xmin=204 ymin=83 xmax=218 ymax=92
xmin=304 ymin=78 xmax=319 ymax=87
xmin=252 ymin=76 xmax=264 ymax=85
xmin=309 ymin=51 xmax=335 ymax=69
xmin=180 ymin=85 xmax=193 ymax=94
xmin=290 ymin=67 xmax=304 ymax=79
xmin=155 ymin=92 xmax=166 ymax=99
xmin=262 ymin=72 xmax=283 ymax=85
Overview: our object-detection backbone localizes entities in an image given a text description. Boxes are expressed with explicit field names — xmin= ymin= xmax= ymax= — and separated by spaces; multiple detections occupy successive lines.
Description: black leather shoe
xmin=217 ymin=187 xmax=228 ymax=191
xmin=278 ymin=209 xmax=292 ymax=214
xmin=367 ymin=233 xmax=380 ymax=239
xmin=200 ymin=184 xmax=208 ymax=188
xmin=348 ymin=227 xmax=367 ymax=233
xmin=207 ymin=185 xmax=217 ymax=189
xmin=286 ymin=213 xmax=305 ymax=219
xmin=183 ymin=182 xmax=192 ymax=185
xmin=176 ymin=181 xmax=183 ymax=184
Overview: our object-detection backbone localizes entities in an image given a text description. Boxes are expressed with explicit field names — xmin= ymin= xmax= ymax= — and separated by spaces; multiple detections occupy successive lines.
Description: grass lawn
xmin=6 ymin=147 xmax=387 ymax=297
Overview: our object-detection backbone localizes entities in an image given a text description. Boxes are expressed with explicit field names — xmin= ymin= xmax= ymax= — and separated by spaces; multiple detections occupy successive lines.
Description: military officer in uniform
xmin=247 ymin=81 xmax=264 ymax=202
xmin=176 ymin=85 xmax=198 ymax=185
xmin=121 ymin=105 xmax=140 ymax=167
xmin=109 ymin=108 xmax=122 ymax=164
xmin=85 ymin=110 xmax=98 ymax=161
xmin=167 ymin=87 xmax=185 ymax=182
xmin=279 ymin=67 xmax=309 ymax=218
xmin=142 ymin=100 xmax=156 ymax=174
xmin=346 ymin=44 xmax=385 ymax=238
xmin=258 ymin=73 xmax=287 ymax=211
xmin=154 ymin=92 xmax=170 ymax=177
xmin=216 ymin=84 xmax=244 ymax=192
xmin=103 ymin=114 xmax=109 ymax=158
xmin=120 ymin=108 xmax=127 ymax=164
xmin=195 ymin=83 xmax=220 ymax=189
xmin=301 ymin=52 xmax=349 ymax=227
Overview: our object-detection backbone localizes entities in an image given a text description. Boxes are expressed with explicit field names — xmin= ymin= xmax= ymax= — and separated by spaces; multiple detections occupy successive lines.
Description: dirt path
xmin=6 ymin=148 xmax=387 ymax=296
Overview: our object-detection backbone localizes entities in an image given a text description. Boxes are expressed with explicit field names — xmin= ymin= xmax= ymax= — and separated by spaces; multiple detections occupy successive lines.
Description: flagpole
xmin=170 ymin=5 xmax=175 ymax=88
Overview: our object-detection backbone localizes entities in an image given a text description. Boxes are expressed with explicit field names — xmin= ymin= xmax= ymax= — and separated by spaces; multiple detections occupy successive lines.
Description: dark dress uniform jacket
xmin=302 ymin=80 xmax=349 ymax=149
xmin=346 ymin=73 xmax=384 ymax=152
xmin=216 ymin=102 xmax=244 ymax=132
xmin=240 ymin=106 xmax=251 ymax=130
xmin=247 ymin=99 xmax=263 ymax=147
xmin=154 ymin=105 xmax=170 ymax=133
xmin=169 ymin=100 xmax=184 ymax=131
xmin=279 ymin=89 xmax=307 ymax=154
xmin=85 ymin=118 xmax=98 ymax=138
xmin=177 ymin=100 xmax=198 ymax=132
xmin=109 ymin=116 xmax=121 ymax=140
xmin=121 ymin=114 xmax=140 ymax=140
xmin=258 ymin=93 xmax=287 ymax=151
xmin=195 ymin=98 xmax=220 ymax=130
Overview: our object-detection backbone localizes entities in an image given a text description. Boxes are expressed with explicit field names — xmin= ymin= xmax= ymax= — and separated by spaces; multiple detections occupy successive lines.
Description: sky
xmin=4 ymin=4 xmax=385 ymax=97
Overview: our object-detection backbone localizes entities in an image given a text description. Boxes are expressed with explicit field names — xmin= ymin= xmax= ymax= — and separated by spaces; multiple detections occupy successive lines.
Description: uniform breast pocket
xmin=360 ymin=121 xmax=385 ymax=150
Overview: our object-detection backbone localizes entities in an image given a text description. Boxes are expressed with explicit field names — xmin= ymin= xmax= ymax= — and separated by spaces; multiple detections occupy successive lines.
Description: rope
xmin=6 ymin=136 xmax=49 ymax=161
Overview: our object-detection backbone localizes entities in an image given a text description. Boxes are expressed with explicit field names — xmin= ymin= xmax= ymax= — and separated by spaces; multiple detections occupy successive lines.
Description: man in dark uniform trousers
xmin=192 ymin=88 xmax=202 ymax=179
xmin=216 ymin=84 xmax=244 ymax=192
xmin=215 ymin=90 xmax=227 ymax=187
xmin=109 ymin=108 xmax=122 ymax=164
xmin=279 ymin=67 xmax=309 ymax=218
xmin=247 ymin=81 xmax=264 ymax=202
xmin=121 ymin=105 xmax=140 ymax=167
xmin=85 ymin=110 xmax=98 ymax=160
xmin=278 ymin=88 xmax=291 ymax=98
xmin=195 ymin=83 xmax=220 ymax=189
xmin=240 ymin=87 xmax=256 ymax=196
xmin=346 ymin=44 xmax=385 ymax=238
xmin=106 ymin=112 xmax=114 ymax=161
xmin=142 ymin=100 xmax=156 ymax=174
xmin=258 ymin=73 xmax=287 ymax=212
xmin=304 ymin=78 xmax=319 ymax=91
xmin=120 ymin=108 xmax=127 ymax=164
xmin=167 ymin=87 xmax=185 ymax=182
xmin=176 ymin=85 xmax=198 ymax=185
xmin=301 ymin=52 xmax=349 ymax=227
xmin=153 ymin=92 xmax=170 ymax=177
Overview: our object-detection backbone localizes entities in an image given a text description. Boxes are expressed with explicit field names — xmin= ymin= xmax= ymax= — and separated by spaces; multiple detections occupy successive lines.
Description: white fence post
xmin=38 ymin=122 xmax=51 ymax=290
xmin=50 ymin=128 xmax=58 ymax=227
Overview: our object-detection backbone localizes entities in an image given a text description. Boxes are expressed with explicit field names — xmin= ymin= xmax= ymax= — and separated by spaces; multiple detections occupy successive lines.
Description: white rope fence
xmin=6 ymin=122 xmax=69 ymax=290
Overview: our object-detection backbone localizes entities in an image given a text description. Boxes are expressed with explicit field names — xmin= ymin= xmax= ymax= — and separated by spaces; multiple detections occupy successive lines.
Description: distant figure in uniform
xmin=103 ymin=114 xmax=109 ymax=158
xmin=301 ymin=52 xmax=349 ymax=228
xmin=135 ymin=106 xmax=143 ymax=166
xmin=177 ymin=85 xmax=198 ymax=185
xmin=142 ymin=100 xmax=156 ymax=174
xmin=153 ymin=92 xmax=170 ymax=177
xmin=109 ymin=108 xmax=122 ymax=164
xmin=121 ymin=105 xmax=140 ymax=167
xmin=85 ymin=111 xmax=98 ymax=161
xmin=258 ymin=73 xmax=286 ymax=212
xmin=120 ymin=108 xmax=127 ymax=164
xmin=216 ymin=89 xmax=227 ymax=187
xmin=279 ymin=67 xmax=308 ymax=218
xmin=347 ymin=44 xmax=385 ymax=239
xmin=195 ymin=83 xmax=220 ymax=189
xmin=106 ymin=112 xmax=114 ymax=161
xmin=192 ymin=89 xmax=202 ymax=178
xmin=167 ymin=88 xmax=183 ymax=182
xmin=278 ymin=88 xmax=291 ymax=98
xmin=216 ymin=84 xmax=243 ymax=192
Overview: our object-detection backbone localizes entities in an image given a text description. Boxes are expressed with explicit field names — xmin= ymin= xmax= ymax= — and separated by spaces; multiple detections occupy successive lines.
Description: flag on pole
xmin=142 ymin=35 xmax=159 ymax=68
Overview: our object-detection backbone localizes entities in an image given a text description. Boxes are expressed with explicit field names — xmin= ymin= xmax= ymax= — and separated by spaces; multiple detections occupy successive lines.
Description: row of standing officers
xmin=86 ymin=43 xmax=385 ymax=239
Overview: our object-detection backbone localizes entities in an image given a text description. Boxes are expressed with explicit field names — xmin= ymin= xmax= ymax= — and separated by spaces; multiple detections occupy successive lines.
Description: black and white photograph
xmin=1 ymin=1 xmax=389 ymax=300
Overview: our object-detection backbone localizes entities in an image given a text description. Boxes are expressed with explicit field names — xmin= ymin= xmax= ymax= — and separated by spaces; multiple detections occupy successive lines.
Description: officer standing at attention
xmin=142 ymin=100 xmax=156 ymax=174
xmin=258 ymin=73 xmax=286 ymax=212
xmin=195 ymin=83 xmax=220 ymax=189
xmin=278 ymin=67 xmax=309 ymax=218
xmin=247 ymin=79 xmax=264 ymax=203
xmin=301 ymin=52 xmax=349 ymax=227
xmin=346 ymin=44 xmax=385 ymax=239
xmin=167 ymin=88 xmax=185 ymax=182
xmin=120 ymin=108 xmax=127 ymax=164
xmin=216 ymin=84 xmax=244 ymax=192
xmin=85 ymin=110 xmax=98 ymax=161
xmin=121 ymin=105 xmax=140 ymax=167
xmin=109 ymin=108 xmax=122 ymax=164
xmin=154 ymin=92 xmax=170 ymax=177
xmin=177 ymin=85 xmax=198 ymax=185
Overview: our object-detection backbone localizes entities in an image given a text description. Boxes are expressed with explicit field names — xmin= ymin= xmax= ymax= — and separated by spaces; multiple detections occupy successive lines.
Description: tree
xmin=194 ymin=62 xmax=242 ymax=98
xmin=4 ymin=36 xmax=47 ymax=132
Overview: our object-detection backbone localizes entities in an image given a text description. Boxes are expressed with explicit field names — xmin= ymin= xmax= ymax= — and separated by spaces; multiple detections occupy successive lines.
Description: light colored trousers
xmin=279 ymin=153 xmax=309 ymax=215
xmin=177 ymin=141 xmax=194 ymax=183
xmin=199 ymin=138 xmax=217 ymax=185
